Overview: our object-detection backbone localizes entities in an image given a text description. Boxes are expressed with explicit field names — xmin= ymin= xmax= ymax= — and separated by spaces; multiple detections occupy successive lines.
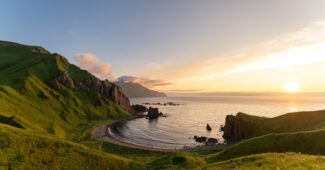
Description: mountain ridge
xmin=115 ymin=81 xmax=167 ymax=98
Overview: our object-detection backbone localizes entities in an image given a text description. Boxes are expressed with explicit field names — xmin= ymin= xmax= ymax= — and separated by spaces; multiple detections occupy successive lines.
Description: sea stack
xmin=206 ymin=124 xmax=212 ymax=131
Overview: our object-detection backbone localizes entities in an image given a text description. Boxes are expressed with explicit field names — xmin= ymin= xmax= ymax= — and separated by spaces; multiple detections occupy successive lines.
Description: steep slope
xmin=222 ymin=110 xmax=325 ymax=142
xmin=0 ymin=40 xmax=131 ymax=139
xmin=115 ymin=81 xmax=167 ymax=98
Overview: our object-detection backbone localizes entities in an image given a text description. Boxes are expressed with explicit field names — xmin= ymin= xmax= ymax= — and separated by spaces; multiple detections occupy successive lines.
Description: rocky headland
xmin=221 ymin=110 xmax=325 ymax=143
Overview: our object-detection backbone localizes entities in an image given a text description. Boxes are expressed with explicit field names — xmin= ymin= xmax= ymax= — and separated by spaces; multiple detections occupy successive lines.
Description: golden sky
xmin=136 ymin=21 xmax=325 ymax=93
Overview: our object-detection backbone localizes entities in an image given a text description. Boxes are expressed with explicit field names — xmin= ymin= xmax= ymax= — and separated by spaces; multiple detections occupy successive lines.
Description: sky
xmin=1 ymin=0 xmax=325 ymax=93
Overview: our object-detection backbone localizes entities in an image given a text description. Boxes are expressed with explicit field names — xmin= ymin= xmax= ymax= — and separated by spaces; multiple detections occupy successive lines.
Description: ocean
xmin=110 ymin=93 xmax=325 ymax=149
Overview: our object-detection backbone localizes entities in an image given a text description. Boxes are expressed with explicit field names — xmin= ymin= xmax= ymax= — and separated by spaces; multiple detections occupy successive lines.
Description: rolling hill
xmin=222 ymin=110 xmax=325 ymax=142
xmin=0 ymin=40 xmax=325 ymax=169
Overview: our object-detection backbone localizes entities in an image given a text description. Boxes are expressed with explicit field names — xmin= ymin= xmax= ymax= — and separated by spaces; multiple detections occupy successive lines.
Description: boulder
xmin=193 ymin=136 xmax=207 ymax=143
xmin=147 ymin=107 xmax=160 ymax=119
xmin=132 ymin=104 xmax=148 ymax=113
xmin=205 ymin=138 xmax=218 ymax=145
xmin=206 ymin=124 xmax=212 ymax=131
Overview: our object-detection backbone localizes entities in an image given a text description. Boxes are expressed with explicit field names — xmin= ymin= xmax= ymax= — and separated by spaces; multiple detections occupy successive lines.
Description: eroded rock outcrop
xmin=50 ymin=72 xmax=131 ymax=112
xmin=50 ymin=72 xmax=76 ymax=90
xmin=222 ymin=114 xmax=250 ymax=143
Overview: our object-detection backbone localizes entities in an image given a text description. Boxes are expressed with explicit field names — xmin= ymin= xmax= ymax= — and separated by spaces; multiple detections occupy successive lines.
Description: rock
xmin=50 ymin=72 xmax=76 ymax=90
xmin=206 ymin=124 xmax=212 ymax=131
xmin=222 ymin=114 xmax=249 ymax=143
xmin=132 ymin=104 xmax=147 ymax=113
xmin=194 ymin=136 xmax=207 ymax=143
xmin=147 ymin=107 xmax=160 ymax=119
xmin=50 ymin=72 xmax=131 ymax=112
xmin=205 ymin=138 xmax=218 ymax=145
xmin=142 ymin=102 xmax=183 ymax=106
xmin=95 ymin=93 xmax=103 ymax=106
xmin=75 ymin=81 xmax=90 ymax=91
xmin=110 ymin=84 xmax=131 ymax=111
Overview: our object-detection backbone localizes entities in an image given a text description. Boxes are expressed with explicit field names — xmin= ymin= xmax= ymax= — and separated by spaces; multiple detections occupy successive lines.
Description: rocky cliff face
xmin=221 ymin=113 xmax=256 ymax=143
xmin=50 ymin=72 xmax=131 ymax=112
xmin=222 ymin=115 xmax=249 ymax=143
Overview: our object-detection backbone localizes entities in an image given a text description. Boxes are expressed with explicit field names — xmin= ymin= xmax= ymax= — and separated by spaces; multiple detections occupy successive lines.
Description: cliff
xmin=51 ymin=72 xmax=130 ymax=111
xmin=115 ymin=82 xmax=167 ymax=98
xmin=0 ymin=40 xmax=131 ymax=137
xmin=222 ymin=110 xmax=325 ymax=143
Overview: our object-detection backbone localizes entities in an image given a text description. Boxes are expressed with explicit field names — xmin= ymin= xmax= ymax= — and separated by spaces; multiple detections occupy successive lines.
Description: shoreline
xmin=91 ymin=116 xmax=177 ymax=152
xmin=91 ymin=116 xmax=226 ymax=152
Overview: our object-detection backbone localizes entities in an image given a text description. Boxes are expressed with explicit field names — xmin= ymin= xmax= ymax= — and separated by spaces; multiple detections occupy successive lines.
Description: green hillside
xmin=0 ymin=124 xmax=144 ymax=170
xmin=203 ymin=153 xmax=325 ymax=170
xmin=0 ymin=40 xmax=130 ymax=140
xmin=1 ymin=40 xmax=325 ymax=169
xmin=222 ymin=110 xmax=325 ymax=142
xmin=209 ymin=129 xmax=325 ymax=162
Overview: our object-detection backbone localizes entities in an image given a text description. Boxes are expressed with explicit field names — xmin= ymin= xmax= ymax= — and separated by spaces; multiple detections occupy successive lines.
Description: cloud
xmin=117 ymin=75 xmax=173 ymax=88
xmin=74 ymin=53 xmax=113 ymax=79
xmin=198 ymin=21 xmax=325 ymax=79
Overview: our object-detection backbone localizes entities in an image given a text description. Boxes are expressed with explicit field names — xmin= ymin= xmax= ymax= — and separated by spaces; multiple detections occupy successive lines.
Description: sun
xmin=284 ymin=83 xmax=300 ymax=93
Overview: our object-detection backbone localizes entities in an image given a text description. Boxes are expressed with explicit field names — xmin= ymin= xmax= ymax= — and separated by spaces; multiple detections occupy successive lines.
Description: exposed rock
xmin=205 ymin=138 xmax=218 ymax=145
xmin=147 ymin=107 xmax=160 ymax=119
xmin=206 ymin=124 xmax=212 ymax=131
xmin=110 ymin=83 xmax=130 ymax=111
xmin=132 ymin=104 xmax=147 ymax=113
xmin=50 ymin=72 xmax=76 ymax=90
xmin=142 ymin=102 xmax=184 ymax=106
xmin=95 ymin=93 xmax=103 ymax=106
xmin=50 ymin=72 xmax=131 ymax=112
xmin=222 ymin=114 xmax=249 ymax=143
xmin=75 ymin=81 xmax=90 ymax=91
xmin=194 ymin=136 xmax=207 ymax=143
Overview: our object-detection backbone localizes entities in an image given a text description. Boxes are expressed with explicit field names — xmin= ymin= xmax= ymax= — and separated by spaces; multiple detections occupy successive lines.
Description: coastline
xmin=91 ymin=116 xmax=176 ymax=152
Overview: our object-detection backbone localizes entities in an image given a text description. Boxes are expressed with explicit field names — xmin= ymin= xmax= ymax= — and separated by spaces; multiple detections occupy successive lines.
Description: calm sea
xmin=110 ymin=93 xmax=325 ymax=149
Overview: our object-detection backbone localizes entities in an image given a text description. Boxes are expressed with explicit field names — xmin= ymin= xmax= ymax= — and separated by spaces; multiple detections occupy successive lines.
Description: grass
xmin=228 ymin=110 xmax=325 ymax=140
xmin=1 ymin=40 xmax=325 ymax=169
xmin=0 ymin=124 xmax=145 ymax=170
xmin=0 ymin=40 xmax=131 ymax=139
xmin=208 ymin=129 xmax=325 ymax=162
xmin=203 ymin=152 xmax=325 ymax=170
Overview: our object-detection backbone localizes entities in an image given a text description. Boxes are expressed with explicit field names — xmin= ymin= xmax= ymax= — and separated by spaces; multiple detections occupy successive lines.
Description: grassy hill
xmin=0 ymin=40 xmax=130 ymax=140
xmin=222 ymin=110 xmax=325 ymax=142
xmin=0 ymin=124 xmax=145 ymax=170
xmin=208 ymin=129 xmax=325 ymax=162
xmin=1 ymin=40 xmax=325 ymax=169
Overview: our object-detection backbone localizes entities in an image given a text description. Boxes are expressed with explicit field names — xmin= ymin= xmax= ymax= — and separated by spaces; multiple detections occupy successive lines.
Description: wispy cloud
xmin=74 ymin=53 xmax=113 ymax=80
xmin=199 ymin=21 xmax=325 ymax=79
xmin=117 ymin=75 xmax=172 ymax=88
xmin=136 ymin=21 xmax=325 ymax=92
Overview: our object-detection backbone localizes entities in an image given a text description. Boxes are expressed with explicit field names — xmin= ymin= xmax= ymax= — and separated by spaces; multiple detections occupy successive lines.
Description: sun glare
xmin=284 ymin=83 xmax=300 ymax=93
